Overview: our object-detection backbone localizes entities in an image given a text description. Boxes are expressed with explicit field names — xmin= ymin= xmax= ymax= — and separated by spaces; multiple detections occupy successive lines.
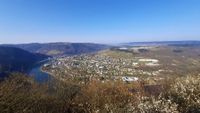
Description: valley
xmin=1 ymin=0 xmax=200 ymax=112
xmin=0 ymin=43 xmax=108 ymax=80
xmin=1 ymin=41 xmax=200 ymax=113
xmin=42 ymin=45 xmax=200 ymax=85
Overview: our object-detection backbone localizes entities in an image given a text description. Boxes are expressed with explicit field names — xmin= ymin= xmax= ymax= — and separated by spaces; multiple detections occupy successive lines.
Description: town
xmin=42 ymin=48 xmax=167 ymax=84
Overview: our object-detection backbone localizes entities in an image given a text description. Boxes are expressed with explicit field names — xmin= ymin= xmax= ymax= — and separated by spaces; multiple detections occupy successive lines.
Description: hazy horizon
xmin=1 ymin=0 xmax=200 ymax=44
xmin=1 ymin=40 xmax=200 ymax=45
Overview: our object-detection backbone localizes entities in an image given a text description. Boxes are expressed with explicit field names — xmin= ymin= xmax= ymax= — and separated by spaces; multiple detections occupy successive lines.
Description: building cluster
xmin=43 ymin=54 xmax=163 ymax=82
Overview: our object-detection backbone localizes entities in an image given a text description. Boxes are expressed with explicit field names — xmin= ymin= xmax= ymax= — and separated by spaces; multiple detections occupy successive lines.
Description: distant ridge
xmin=120 ymin=41 xmax=200 ymax=46
xmin=1 ymin=42 xmax=109 ymax=56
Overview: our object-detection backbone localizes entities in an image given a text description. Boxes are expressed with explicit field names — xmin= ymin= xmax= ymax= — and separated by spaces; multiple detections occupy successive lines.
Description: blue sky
xmin=0 ymin=0 xmax=200 ymax=44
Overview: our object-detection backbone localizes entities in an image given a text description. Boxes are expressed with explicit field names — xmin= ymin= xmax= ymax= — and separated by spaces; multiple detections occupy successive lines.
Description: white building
xmin=122 ymin=77 xmax=139 ymax=82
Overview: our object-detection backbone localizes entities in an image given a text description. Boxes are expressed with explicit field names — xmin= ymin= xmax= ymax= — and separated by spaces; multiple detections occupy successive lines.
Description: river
xmin=29 ymin=60 xmax=52 ymax=83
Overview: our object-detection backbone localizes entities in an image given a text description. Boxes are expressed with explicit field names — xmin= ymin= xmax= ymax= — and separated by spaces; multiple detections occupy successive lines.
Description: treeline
xmin=0 ymin=73 xmax=200 ymax=113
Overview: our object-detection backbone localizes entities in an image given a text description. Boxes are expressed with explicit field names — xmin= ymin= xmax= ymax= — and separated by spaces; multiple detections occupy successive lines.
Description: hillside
xmin=0 ymin=46 xmax=48 ymax=77
xmin=3 ymin=43 xmax=108 ymax=56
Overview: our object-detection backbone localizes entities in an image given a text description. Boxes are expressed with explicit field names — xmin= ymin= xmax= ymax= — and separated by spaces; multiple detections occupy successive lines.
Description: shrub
xmin=73 ymin=81 xmax=139 ymax=113
xmin=132 ymin=96 xmax=179 ymax=113
xmin=0 ymin=73 xmax=199 ymax=113
xmin=0 ymin=73 xmax=81 ymax=113
xmin=166 ymin=75 xmax=200 ymax=113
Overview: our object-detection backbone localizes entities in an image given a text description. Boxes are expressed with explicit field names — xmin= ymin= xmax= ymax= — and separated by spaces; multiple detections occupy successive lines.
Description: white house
xmin=122 ymin=77 xmax=139 ymax=82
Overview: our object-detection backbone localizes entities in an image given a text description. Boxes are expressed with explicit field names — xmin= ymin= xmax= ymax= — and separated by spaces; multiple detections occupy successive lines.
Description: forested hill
xmin=3 ymin=43 xmax=108 ymax=56
xmin=0 ymin=46 xmax=48 ymax=77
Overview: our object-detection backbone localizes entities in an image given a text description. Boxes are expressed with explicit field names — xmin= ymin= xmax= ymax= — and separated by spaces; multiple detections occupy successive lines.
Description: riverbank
xmin=29 ymin=63 xmax=52 ymax=83
xmin=41 ymin=67 xmax=69 ymax=82
xmin=40 ymin=66 xmax=56 ymax=79
xmin=40 ymin=66 xmax=52 ymax=76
